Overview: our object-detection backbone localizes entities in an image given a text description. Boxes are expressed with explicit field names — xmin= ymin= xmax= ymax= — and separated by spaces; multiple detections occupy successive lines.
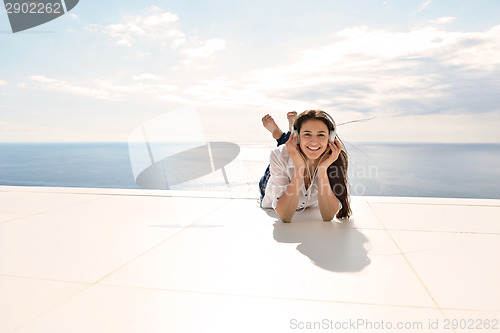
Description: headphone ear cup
xmin=293 ymin=130 xmax=299 ymax=143
xmin=330 ymin=130 xmax=336 ymax=142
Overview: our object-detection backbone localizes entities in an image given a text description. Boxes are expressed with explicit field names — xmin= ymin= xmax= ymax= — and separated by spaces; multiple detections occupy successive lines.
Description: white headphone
xmin=292 ymin=112 xmax=337 ymax=143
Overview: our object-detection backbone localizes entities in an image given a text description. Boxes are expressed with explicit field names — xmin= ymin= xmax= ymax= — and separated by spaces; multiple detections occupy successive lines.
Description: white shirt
xmin=261 ymin=145 xmax=321 ymax=211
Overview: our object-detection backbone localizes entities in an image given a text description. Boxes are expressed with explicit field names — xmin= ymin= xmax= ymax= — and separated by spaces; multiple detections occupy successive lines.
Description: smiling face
xmin=298 ymin=119 xmax=330 ymax=160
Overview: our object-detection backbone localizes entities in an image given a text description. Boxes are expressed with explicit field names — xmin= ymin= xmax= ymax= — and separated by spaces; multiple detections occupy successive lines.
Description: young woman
xmin=259 ymin=110 xmax=351 ymax=222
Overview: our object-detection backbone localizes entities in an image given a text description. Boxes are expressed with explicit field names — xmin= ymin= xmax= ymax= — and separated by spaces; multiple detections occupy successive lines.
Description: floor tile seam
xmin=92 ymin=282 xmax=443 ymax=311
xmin=9 ymin=284 xmax=93 ymax=333
xmin=439 ymin=307 xmax=500 ymax=314
xmin=6 ymin=186 xmax=498 ymax=205
xmin=373 ymin=229 xmax=500 ymax=236
xmin=0 ymin=273 xmax=91 ymax=286
xmin=0 ymin=187 xmax=117 ymax=196
xmin=71 ymin=193 xmax=256 ymax=200
xmin=2 ymin=185 xmax=498 ymax=203
xmin=2 ymin=199 xmax=231 ymax=288
xmin=0 ymin=187 xmax=259 ymax=200
xmin=86 ymin=198 xmax=234 ymax=286
xmin=4 ymin=286 xmax=442 ymax=332
xmin=331 ymin=224 xmax=500 ymax=235
xmin=365 ymin=202 xmax=500 ymax=208
xmin=361 ymin=196 xmax=386 ymax=230
xmin=8 ymin=201 xmax=235 ymax=333
xmin=0 ymin=195 xmax=112 ymax=226
xmin=366 ymin=201 xmax=446 ymax=317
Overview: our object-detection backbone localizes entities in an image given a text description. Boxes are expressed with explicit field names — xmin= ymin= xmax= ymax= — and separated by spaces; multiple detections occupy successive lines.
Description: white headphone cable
xmin=296 ymin=151 xmax=327 ymax=213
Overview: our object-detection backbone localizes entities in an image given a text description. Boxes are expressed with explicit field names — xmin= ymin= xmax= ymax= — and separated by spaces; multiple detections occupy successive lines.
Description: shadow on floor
xmin=269 ymin=209 xmax=371 ymax=272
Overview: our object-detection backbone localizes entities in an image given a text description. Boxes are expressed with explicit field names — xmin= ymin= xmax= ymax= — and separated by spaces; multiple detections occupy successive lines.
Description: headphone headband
xmin=293 ymin=110 xmax=337 ymax=143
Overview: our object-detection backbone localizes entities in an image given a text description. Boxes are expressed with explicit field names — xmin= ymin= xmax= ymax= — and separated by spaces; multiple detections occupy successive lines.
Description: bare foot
xmin=262 ymin=114 xmax=283 ymax=140
xmin=287 ymin=111 xmax=297 ymax=131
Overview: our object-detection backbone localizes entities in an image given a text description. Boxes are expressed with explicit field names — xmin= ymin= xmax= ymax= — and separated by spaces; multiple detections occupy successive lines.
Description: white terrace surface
xmin=1 ymin=186 xmax=499 ymax=333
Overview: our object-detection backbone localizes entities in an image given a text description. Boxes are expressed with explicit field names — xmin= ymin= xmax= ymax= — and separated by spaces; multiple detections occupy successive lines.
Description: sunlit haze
xmin=1 ymin=0 xmax=499 ymax=144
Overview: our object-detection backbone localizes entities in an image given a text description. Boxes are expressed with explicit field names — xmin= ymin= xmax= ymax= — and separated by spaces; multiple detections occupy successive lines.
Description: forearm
xmin=317 ymin=168 xmax=340 ymax=221
xmin=275 ymin=167 xmax=305 ymax=223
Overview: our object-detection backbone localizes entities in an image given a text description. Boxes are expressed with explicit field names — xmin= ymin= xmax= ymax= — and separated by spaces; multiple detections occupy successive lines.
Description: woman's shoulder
xmin=270 ymin=144 xmax=290 ymax=158
xmin=269 ymin=145 xmax=292 ymax=169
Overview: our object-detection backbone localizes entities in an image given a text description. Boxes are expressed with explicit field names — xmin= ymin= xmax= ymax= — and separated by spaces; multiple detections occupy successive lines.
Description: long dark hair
xmin=294 ymin=110 xmax=352 ymax=219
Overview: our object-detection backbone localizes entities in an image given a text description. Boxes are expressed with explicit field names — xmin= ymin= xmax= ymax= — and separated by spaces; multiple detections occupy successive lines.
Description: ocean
xmin=0 ymin=142 xmax=499 ymax=199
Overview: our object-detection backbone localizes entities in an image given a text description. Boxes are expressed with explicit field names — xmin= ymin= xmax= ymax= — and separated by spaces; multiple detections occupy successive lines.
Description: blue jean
xmin=259 ymin=131 xmax=291 ymax=198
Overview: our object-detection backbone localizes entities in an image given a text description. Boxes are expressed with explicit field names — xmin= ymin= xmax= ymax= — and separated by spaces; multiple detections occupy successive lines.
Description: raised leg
xmin=262 ymin=114 xmax=283 ymax=140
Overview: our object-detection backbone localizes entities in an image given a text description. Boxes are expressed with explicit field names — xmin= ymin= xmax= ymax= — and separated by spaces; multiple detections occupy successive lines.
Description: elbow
xmin=321 ymin=209 xmax=337 ymax=222
xmin=321 ymin=203 xmax=340 ymax=221
xmin=321 ymin=214 xmax=334 ymax=222
xmin=278 ymin=212 xmax=292 ymax=223
xmin=275 ymin=207 xmax=292 ymax=223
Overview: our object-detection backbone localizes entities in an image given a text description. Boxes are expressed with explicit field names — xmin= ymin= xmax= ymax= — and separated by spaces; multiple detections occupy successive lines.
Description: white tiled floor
xmin=1 ymin=186 xmax=499 ymax=333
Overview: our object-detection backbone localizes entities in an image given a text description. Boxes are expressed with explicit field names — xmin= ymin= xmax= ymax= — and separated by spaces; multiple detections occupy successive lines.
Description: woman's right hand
xmin=286 ymin=132 xmax=306 ymax=169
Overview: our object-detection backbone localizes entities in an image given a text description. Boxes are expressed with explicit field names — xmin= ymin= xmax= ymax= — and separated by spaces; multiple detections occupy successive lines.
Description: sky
xmin=1 ymin=0 xmax=500 ymax=144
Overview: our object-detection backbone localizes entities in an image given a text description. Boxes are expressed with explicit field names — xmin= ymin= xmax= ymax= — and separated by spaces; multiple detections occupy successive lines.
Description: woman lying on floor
xmin=259 ymin=110 xmax=351 ymax=223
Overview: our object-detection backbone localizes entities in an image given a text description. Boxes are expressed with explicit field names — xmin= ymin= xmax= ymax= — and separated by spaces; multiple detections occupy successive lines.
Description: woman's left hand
xmin=318 ymin=138 xmax=342 ymax=170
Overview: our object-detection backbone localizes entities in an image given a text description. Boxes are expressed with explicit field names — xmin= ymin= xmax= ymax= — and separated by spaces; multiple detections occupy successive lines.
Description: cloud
xmin=0 ymin=79 xmax=7 ymax=86
xmin=184 ymin=78 xmax=273 ymax=108
xmin=417 ymin=0 xmax=432 ymax=12
xmin=181 ymin=39 xmax=226 ymax=59
xmin=124 ymin=50 xmax=151 ymax=59
xmin=168 ymin=30 xmax=187 ymax=48
xmin=215 ymin=24 xmax=500 ymax=115
xmin=430 ymin=17 xmax=457 ymax=24
xmin=132 ymin=73 xmax=163 ymax=81
xmin=126 ymin=24 xmax=492 ymax=126
xmin=25 ymin=75 xmax=178 ymax=101
xmin=87 ymin=7 xmax=225 ymax=66
xmin=22 ymin=24 xmax=500 ymax=121
xmin=27 ymin=75 xmax=113 ymax=100
xmin=98 ymin=7 xmax=179 ymax=46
